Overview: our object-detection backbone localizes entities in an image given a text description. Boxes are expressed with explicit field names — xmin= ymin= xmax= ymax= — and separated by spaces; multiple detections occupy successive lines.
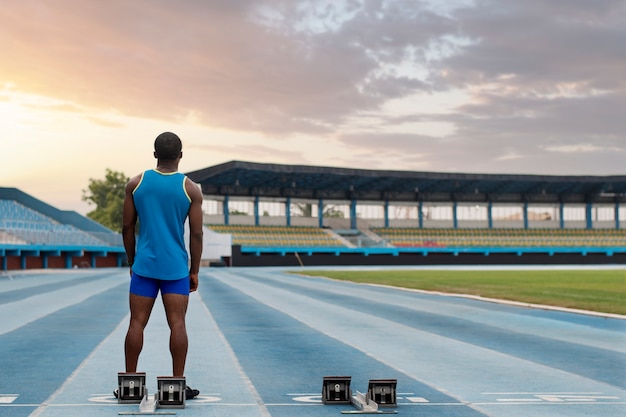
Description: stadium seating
xmin=0 ymin=199 xmax=108 ymax=246
xmin=371 ymin=227 xmax=626 ymax=248
xmin=207 ymin=224 xmax=347 ymax=248
xmin=203 ymin=224 xmax=626 ymax=249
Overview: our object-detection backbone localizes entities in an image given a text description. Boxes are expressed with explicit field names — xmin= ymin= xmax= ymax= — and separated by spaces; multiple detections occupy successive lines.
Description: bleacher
xmin=0 ymin=199 xmax=109 ymax=246
xmin=371 ymin=227 xmax=626 ymax=249
xmin=207 ymin=224 xmax=346 ymax=248
xmin=203 ymin=223 xmax=626 ymax=251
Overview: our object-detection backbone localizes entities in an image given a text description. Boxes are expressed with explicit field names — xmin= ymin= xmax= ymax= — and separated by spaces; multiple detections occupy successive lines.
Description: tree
xmin=295 ymin=203 xmax=344 ymax=218
xmin=82 ymin=169 xmax=129 ymax=232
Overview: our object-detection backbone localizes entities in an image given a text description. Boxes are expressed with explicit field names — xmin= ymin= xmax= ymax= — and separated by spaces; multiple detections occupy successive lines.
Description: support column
xmin=384 ymin=200 xmax=389 ymax=228
xmin=452 ymin=201 xmax=458 ymax=229
xmin=418 ymin=201 xmax=423 ymax=228
xmin=585 ymin=201 xmax=593 ymax=230
xmin=523 ymin=201 xmax=529 ymax=229
xmin=223 ymin=195 xmax=229 ymax=225
xmin=318 ymin=199 xmax=324 ymax=228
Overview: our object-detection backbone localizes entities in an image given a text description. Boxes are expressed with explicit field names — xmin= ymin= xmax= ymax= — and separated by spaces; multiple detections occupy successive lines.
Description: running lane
xmin=199 ymin=268 xmax=626 ymax=417
xmin=0 ymin=270 xmax=129 ymax=417
xmin=1 ymin=268 xmax=624 ymax=417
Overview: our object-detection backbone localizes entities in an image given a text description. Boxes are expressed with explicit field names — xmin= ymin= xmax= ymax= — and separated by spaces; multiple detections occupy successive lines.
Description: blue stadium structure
xmin=0 ymin=187 xmax=125 ymax=270
xmin=187 ymin=161 xmax=626 ymax=266
xmin=2 ymin=162 xmax=625 ymax=270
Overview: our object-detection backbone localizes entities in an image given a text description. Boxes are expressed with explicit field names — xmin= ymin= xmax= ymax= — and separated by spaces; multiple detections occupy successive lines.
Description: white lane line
xmin=213 ymin=270 xmax=626 ymax=416
xmin=28 ymin=315 xmax=130 ymax=417
xmin=0 ymin=395 xmax=19 ymax=403
xmin=196 ymin=291 xmax=271 ymax=417
xmin=483 ymin=391 xmax=607 ymax=394
xmin=0 ymin=273 xmax=126 ymax=335
xmin=483 ymin=391 xmax=623 ymax=404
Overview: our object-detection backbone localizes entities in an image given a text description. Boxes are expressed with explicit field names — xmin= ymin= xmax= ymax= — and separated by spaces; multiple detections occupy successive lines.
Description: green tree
xmin=296 ymin=203 xmax=313 ymax=217
xmin=295 ymin=203 xmax=344 ymax=218
xmin=323 ymin=206 xmax=344 ymax=218
xmin=82 ymin=168 xmax=129 ymax=232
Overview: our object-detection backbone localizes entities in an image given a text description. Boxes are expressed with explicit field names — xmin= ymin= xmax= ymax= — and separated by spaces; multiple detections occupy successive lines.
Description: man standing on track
xmin=120 ymin=131 xmax=204 ymax=399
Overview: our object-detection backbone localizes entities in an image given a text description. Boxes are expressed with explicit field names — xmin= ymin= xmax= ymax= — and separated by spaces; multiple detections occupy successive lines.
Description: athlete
xmin=118 ymin=132 xmax=203 ymax=399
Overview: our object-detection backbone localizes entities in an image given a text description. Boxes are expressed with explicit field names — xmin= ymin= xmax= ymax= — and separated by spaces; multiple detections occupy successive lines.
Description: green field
xmin=295 ymin=269 xmax=626 ymax=316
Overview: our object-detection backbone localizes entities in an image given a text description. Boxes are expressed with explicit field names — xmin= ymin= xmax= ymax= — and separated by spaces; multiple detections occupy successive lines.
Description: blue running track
xmin=0 ymin=267 xmax=624 ymax=417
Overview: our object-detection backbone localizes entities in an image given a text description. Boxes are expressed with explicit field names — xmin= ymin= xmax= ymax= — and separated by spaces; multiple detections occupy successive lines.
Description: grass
xmin=295 ymin=269 xmax=626 ymax=316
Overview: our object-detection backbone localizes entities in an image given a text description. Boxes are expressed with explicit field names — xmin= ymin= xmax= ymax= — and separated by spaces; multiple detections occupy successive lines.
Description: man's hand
xmin=189 ymin=272 xmax=199 ymax=292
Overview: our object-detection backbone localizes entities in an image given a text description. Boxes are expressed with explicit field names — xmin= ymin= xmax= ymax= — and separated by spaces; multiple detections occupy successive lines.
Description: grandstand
xmin=207 ymin=224 xmax=347 ymax=248
xmin=188 ymin=161 xmax=626 ymax=266
xmin=0 ymin=187 xmax=125 ymax=270
xmin=0 ymin=200 xmax=110 ymax=246
xmin=203 ymin=224 xmax=625 ymax=253
xmin=372 ymin=227 xmax=626 ymax=249
xmin=3 ymin=162 xmax=626 ymax=269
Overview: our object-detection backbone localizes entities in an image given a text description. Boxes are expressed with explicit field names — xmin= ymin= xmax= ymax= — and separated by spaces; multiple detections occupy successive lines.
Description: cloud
xmin=186 ymin=141 xmax=312 ymax=165
xmin=435 ymin=0 xmax=626 ymax=91
xmin=0 ymin=0 xmax=624 ymax=176
xmin=0 ymin=0 xmax=457 ymax=133
xmin=542 ymin=143 xmax=624 ymax=153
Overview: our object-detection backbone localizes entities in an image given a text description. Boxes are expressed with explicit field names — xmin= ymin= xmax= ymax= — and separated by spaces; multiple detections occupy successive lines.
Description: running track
xmin=0 ymin=266 xmax=624 ymax=417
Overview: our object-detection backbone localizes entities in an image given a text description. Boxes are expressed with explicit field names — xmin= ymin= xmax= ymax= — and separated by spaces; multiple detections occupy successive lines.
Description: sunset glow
xmin=0 ymin=1 xmax=623 ymax=214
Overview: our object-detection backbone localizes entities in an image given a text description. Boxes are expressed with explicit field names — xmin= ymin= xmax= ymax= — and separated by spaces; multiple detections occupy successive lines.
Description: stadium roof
xmin=186 ymin=161 xmax=626 ymax=204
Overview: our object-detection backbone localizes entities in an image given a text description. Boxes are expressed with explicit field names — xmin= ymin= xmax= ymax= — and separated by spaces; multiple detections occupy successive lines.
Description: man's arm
xmin=186 ymin=178 xmax=204 ymax=292
xmin=122 ymin=176 xmax=140 ymax=274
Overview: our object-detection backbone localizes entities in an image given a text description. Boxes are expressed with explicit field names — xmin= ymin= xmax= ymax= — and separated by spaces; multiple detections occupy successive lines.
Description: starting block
xmin=117 ymin=372 xmax=147 ymax=404
xmin=341 ymin=391 xmax=397 ymax=414
xmin=322 ymin=376 xmax=398 ymax=414
xmin=322 ymin=376 xmax=352 ymax=404
xmin=367 ymin=379 xmax=397 ymax=408
xmin=156 ymin=377 xmax=186 ymax=409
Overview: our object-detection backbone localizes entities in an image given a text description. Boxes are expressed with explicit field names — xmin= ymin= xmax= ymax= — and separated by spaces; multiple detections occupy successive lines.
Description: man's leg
xmin=125 ymin=293 xmax=156 ymax=372
xmin=162 ymin=292 xmax=189 ymax=377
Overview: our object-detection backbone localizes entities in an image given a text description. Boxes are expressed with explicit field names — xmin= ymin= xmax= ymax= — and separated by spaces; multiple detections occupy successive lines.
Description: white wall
xmin=184 ymin=223 xmax=231 ymax=261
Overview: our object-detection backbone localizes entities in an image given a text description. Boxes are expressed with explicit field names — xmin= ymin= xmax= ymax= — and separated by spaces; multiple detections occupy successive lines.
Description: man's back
xmin=132 ymin=169 xmax=191 ymax=280
xmin=121 ymin=132 xmax=203 ymax=390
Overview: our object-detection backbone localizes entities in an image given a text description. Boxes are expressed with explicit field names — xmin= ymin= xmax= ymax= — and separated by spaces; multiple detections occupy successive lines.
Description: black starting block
xmin=117 ymin=372 xmax=147 ymax=404
xmin=156 ymin=376 xmax=186 ymax=409
xmin=367 ymin=379 xmax=397 ymax=408
xmin=322 ymin=376 xmax=352 ymax=404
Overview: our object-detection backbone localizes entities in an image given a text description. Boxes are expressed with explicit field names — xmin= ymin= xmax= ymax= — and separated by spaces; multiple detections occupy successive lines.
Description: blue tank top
xmin=131 ymin=169 xmax=191 ymax=280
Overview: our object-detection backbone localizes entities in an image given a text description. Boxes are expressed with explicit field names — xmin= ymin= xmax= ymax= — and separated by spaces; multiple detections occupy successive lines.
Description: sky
xmin=1 ymin=0 xmax=625 ymax=215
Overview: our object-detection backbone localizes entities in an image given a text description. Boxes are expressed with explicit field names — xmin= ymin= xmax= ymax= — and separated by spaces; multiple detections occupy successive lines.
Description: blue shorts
xmin=130 ymin=272 xmax=190 ymax=298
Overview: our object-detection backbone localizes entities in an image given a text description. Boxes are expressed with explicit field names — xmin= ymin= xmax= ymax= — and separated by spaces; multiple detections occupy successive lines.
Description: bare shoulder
xmin=126 ymin=173 xmax=143 ymax=192
xmin=185 ymin=177 xmax=203 ymax=201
